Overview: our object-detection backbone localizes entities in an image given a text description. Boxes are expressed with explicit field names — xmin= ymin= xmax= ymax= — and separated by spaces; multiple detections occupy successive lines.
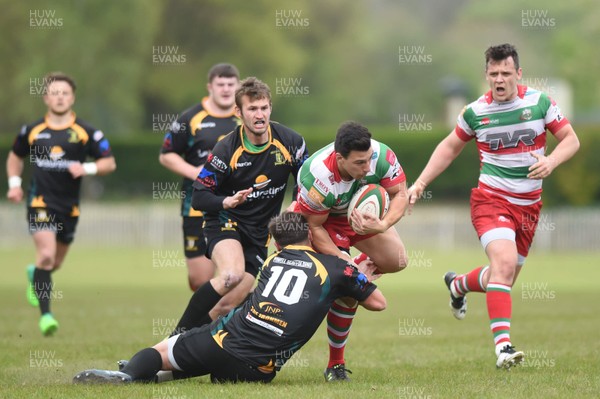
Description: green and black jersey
xmin=11 ymin=113 xmax=113 ymax=216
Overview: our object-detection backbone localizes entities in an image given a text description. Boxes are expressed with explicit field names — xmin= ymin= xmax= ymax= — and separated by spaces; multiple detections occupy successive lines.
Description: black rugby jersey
xmin=11 ymin=113 xmax=113 ymax=216
xmin=192 ymin=122 xmax=308 ymax=245
xmin=209 ymin=245 xmax=376 ymax=373
xmin=160 ymin=97 xmax=240 ymax=217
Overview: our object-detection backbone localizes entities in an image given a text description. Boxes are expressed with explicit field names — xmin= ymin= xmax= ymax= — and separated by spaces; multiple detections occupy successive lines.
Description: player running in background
xmin=159 ymin=63 xmax=240 ymax=291
xmin=6 ymin=72 xmax=116 ymax=336
xmin=73 ymin=212 xmax=385 ymax=384
xmin=166 ymin=77 xmax=308 ymax=336
xmin=294 ymin=121 xmax=409 ymax=381
xmin=408 ymin=43 xmax=579 ymax=369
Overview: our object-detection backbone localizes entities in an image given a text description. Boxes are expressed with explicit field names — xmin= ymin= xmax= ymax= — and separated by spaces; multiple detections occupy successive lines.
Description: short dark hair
xmin=235 ymin=77 xmax=271 ymax=109
xmin=485 ymin=43 xmax=520 ymax=70
xmin=207 ymin=63 xmax=240 ymax=83
xmin=44 ymin=72 xmax=76 ymax=92
xmin=268 ymin=212 xmax=309 ymax=247
xmin=334 ymin=121 xmax=372 ymax=158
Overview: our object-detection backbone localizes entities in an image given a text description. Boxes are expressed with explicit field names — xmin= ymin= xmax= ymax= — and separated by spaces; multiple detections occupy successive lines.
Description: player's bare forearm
xmin=312 ymin=225 xmax=350 ymax=260
xmin=382 ymin=182 xmax=408 ymax=229
xmin=417 ymin=132 xmax=466 ymax=187
xmin=159 ymin=152 xmax=202 ymax=180
xmin=95 ymin=157 xmax=117 ymax=176
xmin=549 ymin=125 xmax=580 ymax=166
xmin=6 ymin=151 xmax=24 ymax=178
xmin=6 ymin=151 xmax=25 ymax=202
xmin=528 ymin=126 xmax=579 ymax=179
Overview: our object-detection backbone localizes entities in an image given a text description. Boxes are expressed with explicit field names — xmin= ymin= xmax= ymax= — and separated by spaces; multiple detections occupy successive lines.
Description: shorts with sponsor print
xmin=470 ymin=188 xmax=542 ymax=258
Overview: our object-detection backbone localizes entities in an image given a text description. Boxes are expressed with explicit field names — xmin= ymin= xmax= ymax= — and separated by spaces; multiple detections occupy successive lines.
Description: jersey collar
xmin=45 ymin=111 xmax=76 ymax=130
xmin=284 ymin=244 xmax=315 ymax=253
xmin=239 ymin=124 xmax=272 ymax=154
xmin=201 ymin=96 xmax=236 ymax=118
xmin=324 ymin=150 xmax=343 ymax=183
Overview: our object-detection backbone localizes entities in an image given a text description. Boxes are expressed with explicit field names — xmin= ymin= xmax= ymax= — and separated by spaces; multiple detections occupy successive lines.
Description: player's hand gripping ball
xmin=347 ymin=184 xmax=389 ymax=232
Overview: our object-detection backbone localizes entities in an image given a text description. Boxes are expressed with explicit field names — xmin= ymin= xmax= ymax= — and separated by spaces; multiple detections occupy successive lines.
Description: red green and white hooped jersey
xmin=296 ymin=139 xmax=405 ymax=217
xmin=455 ymin=85 xmax=569 ymax=205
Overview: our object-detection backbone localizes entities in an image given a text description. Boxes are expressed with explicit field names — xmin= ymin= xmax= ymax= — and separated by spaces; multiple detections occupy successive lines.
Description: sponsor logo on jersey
xmin=197 ymin=149 xmax=210 ymax=159
xmin=391 ymin=163 xmax=402 ymax=180
xmin=49 ymin=146 xmax=64 ymax=161
xmin=247 ymin=183 xmax=286 ymax=200
xmin=481 ymin=117 xmax=500 ymax=126
xmin=170 ymin=121 xmax=181 ymax=132
xmin=259 ymin=301 xmax=284 ymax=315
xmin=93 ymin=130 xmax=104 ymax=141
xmin=253 ymin=175 xmax=271 ymax=190
xmin=199 ymin=121 xmax=216 ymax=129
xmin=36 ymin=133 xmax=51 ymax=140
xmin=307 ymin=187 xmax=325 ymax=205
xmin=385 ymin=149 xmax=397 ymax=165
xmin=197 ymin=168 xmax=217 ymax=189
xmin=235 ymin=161 xmax=252 ymax=168
xmin=520 ymin=108 xmax=532 ymax=121
xmin=485 ymin=129 xmax=536 ymax=151
xmin=162 ymin=133 xmax=173 ymax=150
xmin=314 ymin=178 xmax=329 ymax=195
xmin=208 ymin=153 xmax=227 ymax=173
xmin=99 ymin=139 xmax=111 ymax=156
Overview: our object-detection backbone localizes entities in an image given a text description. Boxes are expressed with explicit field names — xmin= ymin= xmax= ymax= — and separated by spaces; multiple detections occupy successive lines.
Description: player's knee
xmin=398 ymin=249 xmax=408 ymax=271
xmin=218 ymin=271 xmax=244 ymax=291
xmin=37 ymin=252 xmax=55 ymax=270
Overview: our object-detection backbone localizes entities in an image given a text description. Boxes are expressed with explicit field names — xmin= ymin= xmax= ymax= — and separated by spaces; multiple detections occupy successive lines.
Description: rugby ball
xmin=347 ymin=184 xmax=390 ymax=230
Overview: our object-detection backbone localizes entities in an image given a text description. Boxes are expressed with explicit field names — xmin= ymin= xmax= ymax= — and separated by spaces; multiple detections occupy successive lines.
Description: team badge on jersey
xmin=520 ymin=108 xmax=532 ymax=121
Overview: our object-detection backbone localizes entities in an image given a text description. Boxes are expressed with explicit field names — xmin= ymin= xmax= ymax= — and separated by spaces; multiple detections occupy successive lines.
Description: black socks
xmin=121 ymin=348 xmax=163 ymax=382
xmin=33 ymin=268 xmax=52 ymax=314
xmin=171 ymin=282 xmax=222 ymax=337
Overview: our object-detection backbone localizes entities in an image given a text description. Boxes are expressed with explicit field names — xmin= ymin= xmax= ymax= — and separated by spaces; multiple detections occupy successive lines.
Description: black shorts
xmin=203 ymin=220 xmax=267 ymax=277
xmin=27 ymin=208 xmax=78 ymax=244
xmin=169 ymin=324 xmax=275 ymax=383
xmin=182 ymin=216 xmax=207 ymax=258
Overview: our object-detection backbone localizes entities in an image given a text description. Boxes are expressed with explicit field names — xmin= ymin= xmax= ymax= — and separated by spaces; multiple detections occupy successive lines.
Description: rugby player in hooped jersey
xmin=408 ymin=44 xmax=579 ymax=369
xmin=294 ymin=121 xmax=410 ymax=381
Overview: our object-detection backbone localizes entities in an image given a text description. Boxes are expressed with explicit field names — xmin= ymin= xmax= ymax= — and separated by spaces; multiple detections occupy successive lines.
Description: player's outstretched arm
xmin=6 ymin=151 xmax=24 ymax=203
xmin=408 ymin=130 xmax=467 ymax=205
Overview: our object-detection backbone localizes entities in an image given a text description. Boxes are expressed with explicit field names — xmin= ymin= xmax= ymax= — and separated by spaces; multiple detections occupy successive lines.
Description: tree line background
xmin=1 ymin=0 xmax=598 ymax=205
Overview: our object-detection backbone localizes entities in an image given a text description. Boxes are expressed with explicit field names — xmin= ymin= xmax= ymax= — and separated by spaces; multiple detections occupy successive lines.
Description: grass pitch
xmin=1 ymin=245 xmax=599 ymax=399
